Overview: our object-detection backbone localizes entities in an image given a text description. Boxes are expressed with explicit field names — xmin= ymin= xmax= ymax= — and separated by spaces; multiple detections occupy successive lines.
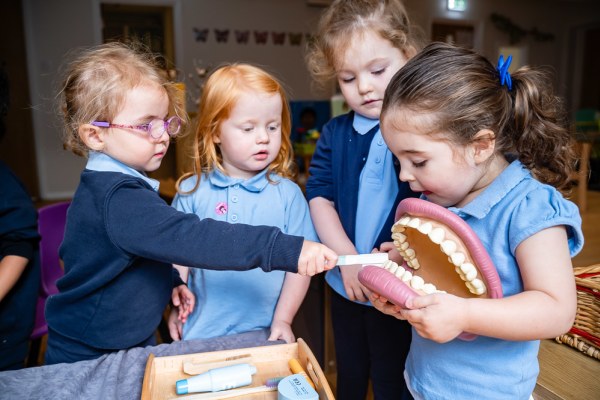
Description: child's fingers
xmin=324 ymin=249 xmax=338 ymax=271
xmin=406 ymin=293 xmax=438 ymax=309
xmin=171 ymin=291 xmax=181 ymax=307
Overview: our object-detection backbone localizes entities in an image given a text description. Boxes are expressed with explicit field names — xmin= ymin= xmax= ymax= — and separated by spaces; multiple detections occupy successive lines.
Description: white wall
xmin=23 ymin=0 xmax=600 ymax=199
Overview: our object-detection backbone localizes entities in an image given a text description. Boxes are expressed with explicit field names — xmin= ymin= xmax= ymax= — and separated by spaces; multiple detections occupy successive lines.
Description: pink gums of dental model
xmin=358 ymin=198 xmax=503 ymax=340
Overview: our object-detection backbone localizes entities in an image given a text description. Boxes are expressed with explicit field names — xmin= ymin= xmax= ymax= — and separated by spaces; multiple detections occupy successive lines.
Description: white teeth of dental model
xmin=408 ymin=258 xmax=420 ymax=270
xmin=390 ymin=216 xmax=488 ymax=296
xmin=407 ymin=218 xmax=421 ymax=228
xmin=392 ymin=232 xmax=406 ymax=242
xmin=428 ymin=228 xmax=445 ymax=244
xmin=440 ymin=240 xmax=457 ymax=255
xmin=417 ymin=222 xmax=433 ymax=234
xmin=450 ymin=252 xmax=465 ymax=266
xmin=394 ymin=265 xmax=406 ymax=278
xmin=410 ymin=276 xmax=425 ymax=290
xmin=382 ymin=260 xmax=440 ymax=294
xmin=422 ymin=283 xmax=437 ymax=294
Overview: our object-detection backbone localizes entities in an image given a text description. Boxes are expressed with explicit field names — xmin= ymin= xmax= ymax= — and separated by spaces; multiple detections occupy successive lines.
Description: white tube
xmin=176 ymin=363 xmax=257 ymax=395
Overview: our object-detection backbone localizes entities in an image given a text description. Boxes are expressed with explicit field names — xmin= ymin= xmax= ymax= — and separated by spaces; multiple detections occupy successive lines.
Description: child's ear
xmin=78 ymin=124 xmax=105 ymax=151
xmin=212 ymin=134 xmax=221 ymax=144
xmin=471 ymin=129 xmax=496 ymax=164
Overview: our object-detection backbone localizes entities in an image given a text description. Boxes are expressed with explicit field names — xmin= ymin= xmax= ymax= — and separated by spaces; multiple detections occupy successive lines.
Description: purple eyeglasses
xmin=91 ymin=116 xmax=182 ymax=140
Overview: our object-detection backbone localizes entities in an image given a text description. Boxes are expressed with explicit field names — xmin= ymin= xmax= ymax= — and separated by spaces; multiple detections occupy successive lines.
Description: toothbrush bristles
xmin=265 ymin=376 xmax=285 ymax=388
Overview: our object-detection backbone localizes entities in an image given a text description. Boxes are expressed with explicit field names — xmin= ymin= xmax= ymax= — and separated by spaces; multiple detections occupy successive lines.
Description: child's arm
xmin=171 ymin=265 xmax=194 ymax=322
xmin=168 ymin=264 xmax=194 ymax=341
xmin=399 ymin=226 xmax=576 ymax=342
xmin=167 ymin=306 xmax=184 ymax=341
xmin=0 ymin=255 xmax=29 ymax=302
xmin=268 ymin=273 xmax=311 ymax=343
xmin=309 ymin=197 xmax=369 ymax=302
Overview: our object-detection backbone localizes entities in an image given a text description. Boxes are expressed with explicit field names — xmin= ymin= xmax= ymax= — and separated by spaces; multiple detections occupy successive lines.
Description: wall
xmin=23 ymin=0 xmax=326 ymax=199
xmin=403 ymin=0 xmax=600 ymax=110
xmin=22 ymin=0 xmax=600 ymax=199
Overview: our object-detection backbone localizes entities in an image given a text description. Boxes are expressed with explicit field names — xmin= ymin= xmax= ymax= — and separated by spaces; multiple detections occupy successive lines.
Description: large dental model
xmin=358 ymin=198 xmax=503 ymax=340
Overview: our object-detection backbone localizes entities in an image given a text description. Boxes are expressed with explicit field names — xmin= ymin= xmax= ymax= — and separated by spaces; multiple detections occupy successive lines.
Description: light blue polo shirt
xmin=172 ymin=168 xmax=318 ymax=339
xmin=406 ymin=160 xmax=584 ymax=400
xmin=325 ymin=113 xmax=399 ymax=303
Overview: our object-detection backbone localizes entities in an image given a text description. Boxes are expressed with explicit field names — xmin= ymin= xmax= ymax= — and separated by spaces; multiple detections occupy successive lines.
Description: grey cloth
xmin=0 ymin=329 xmax=278 ymax=399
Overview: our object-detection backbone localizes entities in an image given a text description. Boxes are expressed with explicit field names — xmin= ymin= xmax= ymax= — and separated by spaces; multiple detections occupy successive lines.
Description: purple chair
xmin=27 ymin=201 xmax=69 ymax=366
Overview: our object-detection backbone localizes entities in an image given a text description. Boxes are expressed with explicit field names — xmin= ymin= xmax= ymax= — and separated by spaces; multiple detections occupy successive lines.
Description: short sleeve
xmin=280 ymin=179 xmax=319 ymax=242
xmin=508 ymin=186 xmax=583 ymax=257
xmin=171 ymin=175 xmax=200 ymax=213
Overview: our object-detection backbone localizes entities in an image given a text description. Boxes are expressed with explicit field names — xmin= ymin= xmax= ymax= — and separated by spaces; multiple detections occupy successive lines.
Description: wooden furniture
xmin=533 ymin=339 xmax=600 ymax=400
xmin=141 ymin=338 xmax=334 ymax=400
xmin=573 ymin=140 xmax=592 ymax=212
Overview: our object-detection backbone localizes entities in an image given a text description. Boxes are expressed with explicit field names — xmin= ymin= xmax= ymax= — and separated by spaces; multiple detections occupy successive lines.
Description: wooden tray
xmin=140 ymin=338 xmax=335 ymax=399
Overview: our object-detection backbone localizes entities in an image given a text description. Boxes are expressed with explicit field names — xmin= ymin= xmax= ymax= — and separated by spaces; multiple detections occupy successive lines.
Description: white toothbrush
xmin=337 ymin=253 xmax=388 ymax=266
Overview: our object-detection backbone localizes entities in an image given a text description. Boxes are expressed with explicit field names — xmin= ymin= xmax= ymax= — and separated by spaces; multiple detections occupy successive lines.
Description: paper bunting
xmin=254 ymin=30 xmax=269 ymax=44
xmin=235 ymin=30 xmax=250 ymax=44
xmin=271 ymin=32 xmax=286 ymax=45
xmin=193 ymin=27 xmax=311 ymax=46
xmin=288 ymin=33 xmax=303 ymax=46
xmin=214 ymin=29 xmax=230 ymax=43
xmin=193 ymin=28 xmax=209 ymax=42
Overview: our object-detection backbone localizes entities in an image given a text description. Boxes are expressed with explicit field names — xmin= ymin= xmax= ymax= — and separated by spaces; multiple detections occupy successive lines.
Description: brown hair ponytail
xmin=510 ymin=67 xmax=576 ymax=189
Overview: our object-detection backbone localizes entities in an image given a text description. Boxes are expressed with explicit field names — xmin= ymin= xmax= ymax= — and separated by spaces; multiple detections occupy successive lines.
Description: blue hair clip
xmin=496 ymin=54 xmax=513 ymax=90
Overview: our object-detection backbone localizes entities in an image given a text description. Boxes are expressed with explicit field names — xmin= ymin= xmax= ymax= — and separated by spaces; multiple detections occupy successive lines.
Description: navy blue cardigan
xmin=46 ymin=170 xmax=302 ymax=350
xmin=305 ymin=112 xmax=418 ymax=248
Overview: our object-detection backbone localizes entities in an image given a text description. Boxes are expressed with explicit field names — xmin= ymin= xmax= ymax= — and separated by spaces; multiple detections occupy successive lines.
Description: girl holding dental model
xmin=370 ymin=42 xmax=584 ymax=399
xmin=169 ymin=64 xmax=317 ymax=344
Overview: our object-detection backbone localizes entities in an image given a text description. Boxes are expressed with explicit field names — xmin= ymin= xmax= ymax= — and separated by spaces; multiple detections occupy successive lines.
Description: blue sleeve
xmin=305 ymin=118 xmax=335 ymax=202
xmin=508 ymin=186 xmax=584 ymax=257
xmin=281 ymin=180 xmax=319 ymax=242
xmin=171 ymin=175 xmax=200 ymax=214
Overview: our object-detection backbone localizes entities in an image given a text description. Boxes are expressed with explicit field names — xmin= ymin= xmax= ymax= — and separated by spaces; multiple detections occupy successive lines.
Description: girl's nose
xmin=256 ymin=128 xmax=270 ymax=143
xmin=156 ymin=130 xmax=170 ymax=144
xmin=357 ymin=75 xmax=372 ymax=95
xmin=399 ymin=168 xmax=413 ymax=182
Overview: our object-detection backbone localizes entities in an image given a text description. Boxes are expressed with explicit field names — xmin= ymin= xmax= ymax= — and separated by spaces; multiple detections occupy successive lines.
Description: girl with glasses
xmin=45 ymin=42 xmax=337 ymax=365
xmin=168 ymin=64 xmax=317 ymax=344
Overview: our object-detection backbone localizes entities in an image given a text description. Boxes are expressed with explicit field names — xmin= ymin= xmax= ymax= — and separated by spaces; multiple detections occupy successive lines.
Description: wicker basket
xmin=555 ymin=264 xmax=600 ymax=360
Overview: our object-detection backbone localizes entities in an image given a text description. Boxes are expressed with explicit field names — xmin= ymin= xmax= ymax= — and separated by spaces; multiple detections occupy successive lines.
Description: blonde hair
xmin=306 ymin=0 xmax=423 ymax=92
xmin=176 ymin=63 xmax=294 ymax=194
xmin=382 ymin=42 xmax=576 ymax=190
xmin=59 ymin=41 xmax=187 ymax=156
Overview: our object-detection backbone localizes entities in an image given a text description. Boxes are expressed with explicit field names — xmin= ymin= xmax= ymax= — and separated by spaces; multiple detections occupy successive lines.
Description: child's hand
xmin=340 ymin=264 xmax=370 ymax=302
xmin=401 ymin=293 xmax=468 ymax=343
xmin=167 ymin=306 xmax=184 ymax=341
xmin=368 ymin=292 xmax=405 ymax=319
xmin=297 ymin=240 xmax=338 ymax=276
xmin=171 ymin=284 xmax=195 ymax=323
xmin=378 ymin=241 xmax=403 ymax=264
xmin=268 ymin=320 xmax=295 ymax=343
